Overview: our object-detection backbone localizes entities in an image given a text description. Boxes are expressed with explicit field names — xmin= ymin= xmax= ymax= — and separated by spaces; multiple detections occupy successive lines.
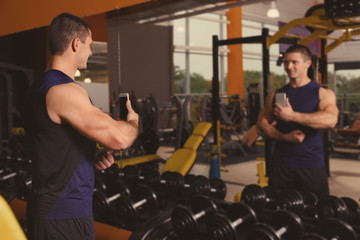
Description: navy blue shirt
xmin=272 ymin=81 xmax=324 ymax=168
xmin=23 ymin=70 xmax=96 ymax=220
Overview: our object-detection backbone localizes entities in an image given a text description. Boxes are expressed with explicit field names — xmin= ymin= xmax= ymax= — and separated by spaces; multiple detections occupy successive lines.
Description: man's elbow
xmin=324 ymin=117 xmax=338 ymax=129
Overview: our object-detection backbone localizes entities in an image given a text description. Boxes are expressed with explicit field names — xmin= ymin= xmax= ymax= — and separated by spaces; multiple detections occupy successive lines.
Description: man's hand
xmin=126 ymin=100 xmax=139 ymax=126
xmin=284 ymin=129 xmax=305 ymax=143
xmin=274 ymin=98 xmax=295 ymax=122
xmin=95 ymin=149 xmax=114 ymax=170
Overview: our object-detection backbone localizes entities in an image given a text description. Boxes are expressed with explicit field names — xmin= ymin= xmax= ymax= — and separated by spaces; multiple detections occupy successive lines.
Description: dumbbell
xmin=122 ymin=165 xmax=160 ymax=186
xmin=189 ymin=175 xmax=227 ymax=200
xmin=93 ymin=179 xmax=131 ymax=211
xmin=316 ymin=218 xmax=358 ymax=240
xmin=206 ymin=202 xmax=257 ymax=240
xmin=93 ymin=176 xmax=108 ymax=193
xmin=171 ymin=195 xmax=218 ymax=237
xmin=14 ymin=173 xmax=32 ymax=201
xmin=315 ymin=195 xmax=349 ymax=221
xmin=340 ymin=197 xmax=360 ymax=225
xmin=116 ymin=184 xmax=159 ymax=223
xmin=240 ymin=184 xmax=287 ymax=212
xmin=246 ymin=210 xmax=304 ymax=240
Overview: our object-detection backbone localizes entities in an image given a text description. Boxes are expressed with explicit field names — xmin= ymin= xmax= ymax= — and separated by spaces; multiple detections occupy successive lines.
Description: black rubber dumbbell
xmin=316 ymin=218 xmax=358 ymax=240
xmin=171 ymin=195 xmax=218 ymax=238
xmin=189 ymin=175 xmax=227 ymax=200
xmin=246 ymin=210 xmax=304 ymax=240
xmin=206 ymin=202 xmax=257 ymax=240
xmin=93 ymin=179 xmax=131 ymax=211
xmin=116 ymin=184 xmax=159 ymax=224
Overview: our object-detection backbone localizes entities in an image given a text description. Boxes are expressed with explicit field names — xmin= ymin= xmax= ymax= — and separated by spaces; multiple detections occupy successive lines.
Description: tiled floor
xmin=157 ymin=146 xmax=360 ymax=203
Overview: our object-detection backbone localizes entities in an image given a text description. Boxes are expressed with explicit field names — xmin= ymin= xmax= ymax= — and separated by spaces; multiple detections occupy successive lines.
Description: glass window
xmin=189 ymin=53 xmax=212 ymax=93
xmin=173 ymin=18 xmax=186 ymax=46
xmin=174 ymin=52 xmax=186 ymax=94
xmin=189 ymin=18 xmax=219 ymax=48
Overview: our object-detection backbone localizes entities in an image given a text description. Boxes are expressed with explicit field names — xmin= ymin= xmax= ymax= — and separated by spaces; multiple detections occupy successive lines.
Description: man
xmin=22 ymin=13 xmax=139 ymax=239
xmin=256 ymin=44 xmax=338 ymax=198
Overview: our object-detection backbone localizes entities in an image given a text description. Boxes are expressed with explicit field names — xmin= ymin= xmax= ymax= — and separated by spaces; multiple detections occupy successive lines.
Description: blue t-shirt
xmin=23 ymin=69 xmax=96 ymax=219
xmin=272 ymin=81 xmax=324 ymax=168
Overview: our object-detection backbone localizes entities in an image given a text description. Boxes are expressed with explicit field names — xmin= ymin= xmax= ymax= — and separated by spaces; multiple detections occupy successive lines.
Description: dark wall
xmin=0 ymin=27 xmax=47 ymax=139
xmin=107 ymin=19 xmax=173 ymax=103
xmin=0 ymin=27 xmax=48 ymax=79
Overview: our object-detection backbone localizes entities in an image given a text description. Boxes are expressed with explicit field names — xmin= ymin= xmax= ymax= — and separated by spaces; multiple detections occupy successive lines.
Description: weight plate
xmin=272 ymin=210 xmax=304 ymax=240
xmin=241 ymin=184 xmax=267 ymax=211
xmin=94 ymin=176 xmax=107 ymax=193
xmin=123 ymin=165 xmax=140 ymax=183
xmin=246 ymin=223 xmax=279 ymax=240
xmin=300 ymin=191 xmax=318 ymax=207
xmin=171 ymin=206 xmax=198 ymax=236
xmin=210 ymin=178 xmax=227 ymax=200
xmin=278 ymin=189 xmax=304 ymax=214
xmin=93 ymin=190 xmax=108 ymax=210
xmin=341 ymin=197 xmax=360 ymax=225
xmin=142 ymin=167 xmax=160 ymax=186
xmin=317 ymin=218 xmax=357 ymax=240
xmin=316 ymin=195 xmax=348 ymax=220
xmin=191 ymin=195 xmax=217 ymax=215
xmin=116 ymin=196 xmax=137 ymax=222
xmin=206 ymin=213 xmax=238 ymax=240
xmin=134 ymin=184 xmax=159 ymax=209
xmin=300 ymin=233 xmax=327 ymax=240
xmin=185 ymin=174 xmax=196 ymax=185
xmin=228 ymin=202 xmax=257 ymax=229
xmin=191 ymin=175 xmax=211 ymax=195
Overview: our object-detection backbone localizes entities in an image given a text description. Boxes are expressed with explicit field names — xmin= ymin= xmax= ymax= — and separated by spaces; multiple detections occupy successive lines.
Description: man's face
xmin=283 ymin=52 xmax=311 ymax=80
xmin=76 ymin=30 xmax=93 ymax=70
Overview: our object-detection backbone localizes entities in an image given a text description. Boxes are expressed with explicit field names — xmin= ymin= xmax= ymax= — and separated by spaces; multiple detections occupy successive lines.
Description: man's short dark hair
xmin=48 ymin=13 xmax=91 ymax=56
xmin=285 ymin=44 xmax=312 ymax=61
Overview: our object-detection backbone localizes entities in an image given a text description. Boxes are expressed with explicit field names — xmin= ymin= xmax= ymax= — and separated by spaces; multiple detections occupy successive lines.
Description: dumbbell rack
xmin=5 ymin=158 xmax=360 ymax=240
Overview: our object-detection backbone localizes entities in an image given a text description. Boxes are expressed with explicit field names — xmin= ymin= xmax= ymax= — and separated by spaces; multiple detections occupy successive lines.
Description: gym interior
xmin=1 ymin=0 xmax=360 ymax=239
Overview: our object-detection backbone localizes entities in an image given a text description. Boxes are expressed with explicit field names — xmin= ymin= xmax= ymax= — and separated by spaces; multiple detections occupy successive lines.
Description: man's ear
xmin=71 ymin=38 xmax=80 ymax=52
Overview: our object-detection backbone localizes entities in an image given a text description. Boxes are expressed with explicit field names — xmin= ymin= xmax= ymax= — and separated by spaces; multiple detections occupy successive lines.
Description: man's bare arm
xmin=47 ymin=83 xmax=139 ymax=150
xmin=256 ymin=91 xmax=305 ymax=143
xmin=274 ymin=87 xmax=338 ymax=129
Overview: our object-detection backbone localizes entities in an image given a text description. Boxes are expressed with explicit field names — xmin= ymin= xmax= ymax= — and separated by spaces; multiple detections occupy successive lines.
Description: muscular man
xmin=22 ymin=13 xmax=139 ymax=239
xmin=256 ymin=44 xmax=338 ymax=198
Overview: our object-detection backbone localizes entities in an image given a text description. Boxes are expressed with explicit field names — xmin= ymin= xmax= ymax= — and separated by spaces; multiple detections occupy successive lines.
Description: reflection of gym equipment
xmin=212 ymin=3 xmax=360 ymax=177
xmin=200 ymin=95 xmax=247 ymax=157
xmin=161 ymin=121 xmax=212 ymax=175
xmin=331 ymin=113 xmax=360 ymax=158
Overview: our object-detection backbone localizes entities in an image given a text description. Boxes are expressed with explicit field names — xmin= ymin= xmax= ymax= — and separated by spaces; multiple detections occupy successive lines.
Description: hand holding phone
xmin=119 ymin=93 xmax=129 ymax=120
xmin=275 ymin=93 xmax=286 ymax=107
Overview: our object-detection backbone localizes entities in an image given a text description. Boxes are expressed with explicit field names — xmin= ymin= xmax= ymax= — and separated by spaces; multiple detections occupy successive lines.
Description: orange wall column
xmin=226 ymin=6 xmax=244 ymax=99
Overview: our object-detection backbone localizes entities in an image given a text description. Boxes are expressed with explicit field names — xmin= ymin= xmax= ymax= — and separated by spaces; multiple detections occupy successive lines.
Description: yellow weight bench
xmin=115 ymin=154 xmax=161 ymax=168
xmin=0 ymin=196 xmax=27 ymax=240
xmin=162 ymin=122 xmax=212 ymax=175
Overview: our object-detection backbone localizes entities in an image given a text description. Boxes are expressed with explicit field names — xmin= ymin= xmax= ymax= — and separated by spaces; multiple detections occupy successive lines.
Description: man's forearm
xmin=291 ymin=110 xmax=338 ymax=129
xmin=257 ymin=120 xmax=285 ymax=142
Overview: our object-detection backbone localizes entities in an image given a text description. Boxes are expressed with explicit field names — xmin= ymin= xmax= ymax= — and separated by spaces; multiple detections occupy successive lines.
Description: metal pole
xmin=210 ymin=35 xmax=221 ymax=179
xmin=261 ymin=28 xmax=272 ymax=175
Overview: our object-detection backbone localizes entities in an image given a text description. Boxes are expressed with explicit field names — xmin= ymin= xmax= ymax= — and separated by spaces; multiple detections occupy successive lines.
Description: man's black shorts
xmin=268 ymin=166 xmax=329 ymax=198
xmin=27 ymin=215 xmax=95 ymax=240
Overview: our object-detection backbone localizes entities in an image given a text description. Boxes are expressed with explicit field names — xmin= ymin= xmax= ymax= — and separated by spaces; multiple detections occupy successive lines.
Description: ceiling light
xmin=75 ymin=70 xmax=81 ymax=77
xmin=267 ymin=1 xmax=280 ymax=18
xmin=84 ymin=77 xmax=92 ymax=84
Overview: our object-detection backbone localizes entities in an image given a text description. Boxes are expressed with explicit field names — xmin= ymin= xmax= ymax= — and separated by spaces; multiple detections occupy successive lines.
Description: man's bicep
xmin=319 ymin=88 xmax=338 ymax=115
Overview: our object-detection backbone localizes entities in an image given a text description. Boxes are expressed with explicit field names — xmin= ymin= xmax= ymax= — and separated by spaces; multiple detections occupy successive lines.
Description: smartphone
xmin=275 ymin=93 xmax=286 ymax=107
xmin=119 ymin=93 xmax=129 ymax=120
